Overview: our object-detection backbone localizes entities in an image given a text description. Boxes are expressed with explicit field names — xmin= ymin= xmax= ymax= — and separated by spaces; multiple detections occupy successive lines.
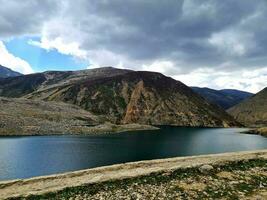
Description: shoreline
xmin=0 ymin=149 xmax=266 ymax=199
xmin=241 ymin=127 xmax=267 ymax=137
xmin=0 ymin=123 xmax=160 ymax=136
xmin=0 ymin=125 xmax=247 ymax=137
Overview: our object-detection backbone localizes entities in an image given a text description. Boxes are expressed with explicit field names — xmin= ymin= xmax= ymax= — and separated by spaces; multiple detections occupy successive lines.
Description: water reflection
xmin=0 ymin=127 xmax=266 ymax=180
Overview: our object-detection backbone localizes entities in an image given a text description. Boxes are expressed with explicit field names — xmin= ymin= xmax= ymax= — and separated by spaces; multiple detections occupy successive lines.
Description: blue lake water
xmin=0 ymin=127 xmax=266 ymax=181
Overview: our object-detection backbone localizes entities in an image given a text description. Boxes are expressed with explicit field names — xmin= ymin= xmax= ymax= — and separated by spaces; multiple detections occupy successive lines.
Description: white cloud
xmin=208 ymin=30 xmax=251 ymax=56
xmin=141 ymin=60 xmax=180 ymax=75
xmin=29 ymin=37 xmax=87 ymax=59
xmin=0 ymin=41 xmax=33 ymax=74
xmin=28 ymin=36 xmax=129 ymax=70
xmin=174 ymin=67 xmax=267 ymax=93
xmin=86 ymin=49 xmax=127 ymax=69
xmin=182 ymin=0 xmax=216 ymax=18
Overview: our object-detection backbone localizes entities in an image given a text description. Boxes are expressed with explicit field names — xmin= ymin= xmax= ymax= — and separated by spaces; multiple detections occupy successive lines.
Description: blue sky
xmin=4 ymin=37 xmax=88 ymax=73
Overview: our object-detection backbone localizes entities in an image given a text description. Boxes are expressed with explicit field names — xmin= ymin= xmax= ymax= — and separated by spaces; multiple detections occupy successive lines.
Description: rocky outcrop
xmin=244 ymin=127 xmax=267 ymax=137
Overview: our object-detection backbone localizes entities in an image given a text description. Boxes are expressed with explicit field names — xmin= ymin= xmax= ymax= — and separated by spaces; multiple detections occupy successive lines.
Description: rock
xmin=199 ymin=164 xmax=214 ymax=174
xmin=216 ymin=171 xmax=235 ymax=180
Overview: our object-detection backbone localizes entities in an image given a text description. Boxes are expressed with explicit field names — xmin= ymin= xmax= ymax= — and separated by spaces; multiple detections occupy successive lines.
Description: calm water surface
xmin=0 ymin=127 xmax=266 ymax=181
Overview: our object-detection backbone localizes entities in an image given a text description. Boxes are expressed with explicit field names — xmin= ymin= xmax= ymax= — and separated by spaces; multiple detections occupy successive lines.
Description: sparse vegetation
xmin=9 ymin=159 xmax=267 ymax=200
xmin=0 ymin=97 xmax=157 ymax=135
xmin=228 ymin=87 xmax=267 ymax=127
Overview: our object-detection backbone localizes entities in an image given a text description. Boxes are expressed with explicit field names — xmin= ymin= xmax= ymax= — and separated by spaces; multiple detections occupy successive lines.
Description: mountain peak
xmin=0 ymin=65 xmax=22 ymax=78
xmin=192 ymin=87 xmax=253 ymax=110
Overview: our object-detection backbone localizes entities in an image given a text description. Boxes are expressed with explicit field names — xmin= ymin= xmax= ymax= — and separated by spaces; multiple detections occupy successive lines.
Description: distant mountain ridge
xmin=192 ymin=87 xmax=253 ymax=110
xmin=228 ymin=87 xmax=267 ymax=127
xmin=0 ymin=65 xmax=22 ymax=78
xmin=0 ymin=67 xmax=239 ymax=127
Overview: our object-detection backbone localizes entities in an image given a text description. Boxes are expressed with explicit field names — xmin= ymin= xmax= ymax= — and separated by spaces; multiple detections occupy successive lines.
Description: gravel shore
xmin=23 ymin=159 xmax=267 ymax=200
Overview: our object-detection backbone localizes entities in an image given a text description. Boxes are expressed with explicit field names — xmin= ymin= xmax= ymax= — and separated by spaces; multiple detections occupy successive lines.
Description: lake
xmin=0 ymin=127 xmax=266 ymax=181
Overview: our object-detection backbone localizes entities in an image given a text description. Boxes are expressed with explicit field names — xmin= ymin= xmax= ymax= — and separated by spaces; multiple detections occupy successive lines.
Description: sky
xmin=0 ymin=0 xmax=267 ymax=93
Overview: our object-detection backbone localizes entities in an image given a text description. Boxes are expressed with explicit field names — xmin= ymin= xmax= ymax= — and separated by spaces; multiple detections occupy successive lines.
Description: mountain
xmin=192 ymin=87 xmax=253 ymax=109
xmin=0 ymin=65 xmax=22 ymax=78
xmin=228 ymin=87 xmax=267 ymax=127
xmin=0 ymin=67 xmax=239 ymax=127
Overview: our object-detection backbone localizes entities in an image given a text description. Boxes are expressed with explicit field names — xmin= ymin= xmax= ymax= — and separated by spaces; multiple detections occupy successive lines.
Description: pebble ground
xmin=18 ymin=159 xmax=267 ymax=200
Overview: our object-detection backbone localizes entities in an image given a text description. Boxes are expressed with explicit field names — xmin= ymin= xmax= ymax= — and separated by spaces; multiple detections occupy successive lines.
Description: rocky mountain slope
xmin=228 ymin=87 xmax=267 ymax=127
xmin=0 ymin=65 xmax=22 ymax=78
xmin=192 ymin=87 xmax=253 ymax=109
xmin=0 ymin=67 xmax=239 ymax=127
xmin=0 ymin=97 xmax=97 ymax=135
xmin=0 ymin=97 xmax=156 ymax=135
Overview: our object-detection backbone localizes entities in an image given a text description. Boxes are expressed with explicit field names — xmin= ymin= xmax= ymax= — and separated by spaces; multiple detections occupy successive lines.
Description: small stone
xmin=230 ymin=181 xmax=239 ymax=184
xmin=162 ymin=171 xmax=172 ymax=176
xmin=216 ymin=171 xmax=235 ymax=180
xmin=199 ymin=164 xmax=214 ymax=174
xmin=255 ymin=195 xmax=264 ymax=200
